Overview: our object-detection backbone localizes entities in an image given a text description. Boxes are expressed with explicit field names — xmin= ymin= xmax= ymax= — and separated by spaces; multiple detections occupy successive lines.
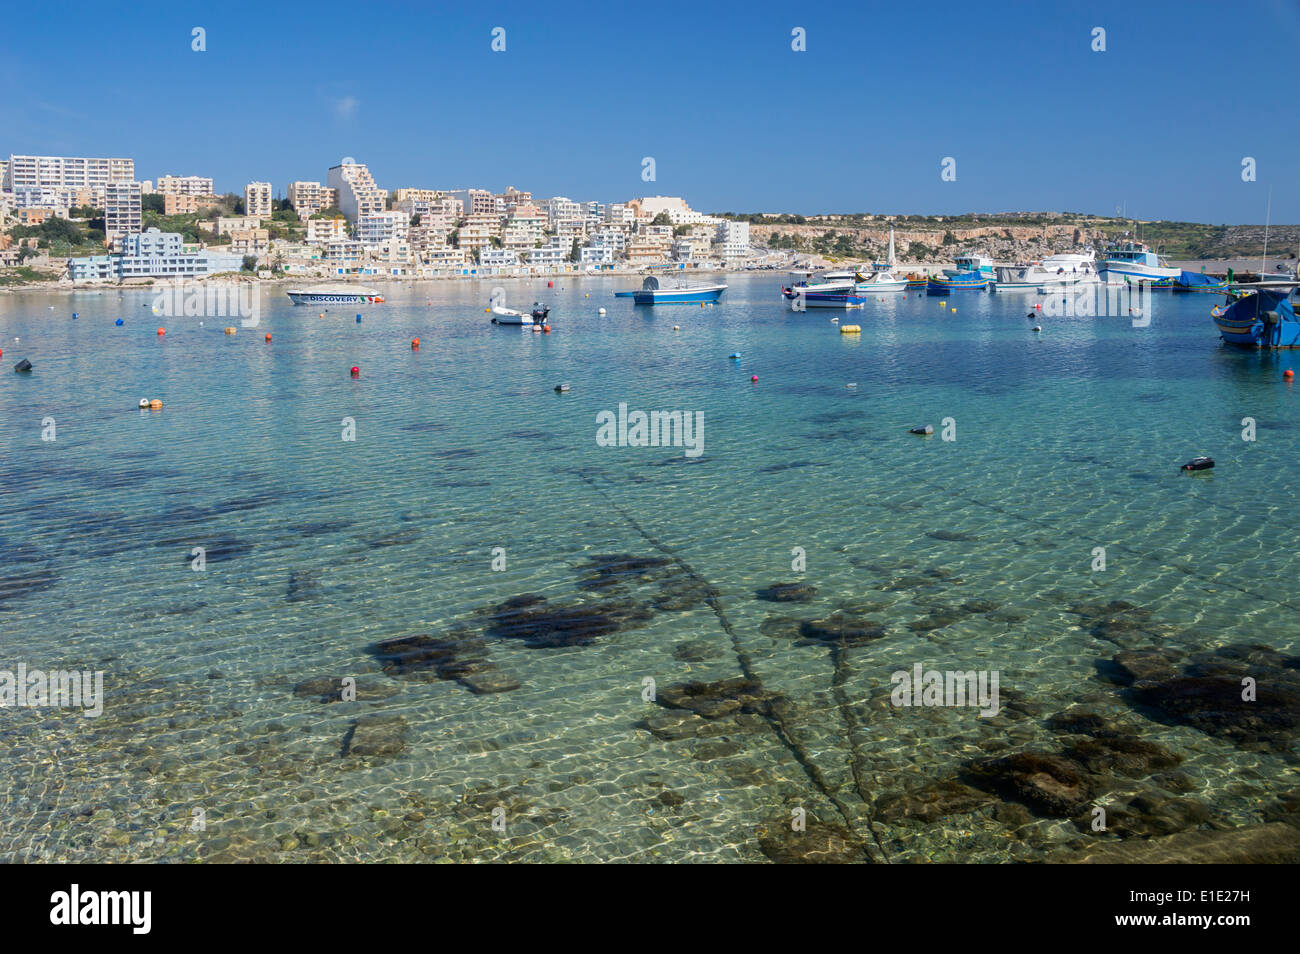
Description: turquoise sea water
xmin=0 ymin=274 xmax=1296 ymax=862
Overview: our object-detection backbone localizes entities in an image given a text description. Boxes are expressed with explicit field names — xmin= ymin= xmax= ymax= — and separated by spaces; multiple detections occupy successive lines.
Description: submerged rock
xmin=798 ymin=613 xmax=886 ymax=647
xmin=876 ymin=779 xmax=997 ymax=824
xmin=342 ymin=714 xmax=408 ymax=758
xmin=1063 ymin=735 xmax=1182 ymax=777
xmin=965 ymin=752 xmax=1096 ymax=817
xmin=368 ymin=630 xmax=520 ymax=694
xmin=482 ymin=593 xmax=652 ymax=648
xmin=672 ymin=639 xmax=722 ymax=662
xmin=293 ymin=676 xmax=398 ymax=703
xmin=758 ymin=818 xmax=864 ymax=864
xmin=927 ymin=530 xmax=979 ymax=542
xmin=756 ymin=582 xmax=818 ymax=603
xmin=1099 ymin=648 xmax=1183 ymax=686
xmin=1049 ymin=822 xmax=1300 ymax=864
xmin=657 ymin=677 xmax=785 ymax=721
xmin=1114 ymin=643 xmax=1300 ymax=752
xmin=1080 ymin=793 xmax=1211 ymax=838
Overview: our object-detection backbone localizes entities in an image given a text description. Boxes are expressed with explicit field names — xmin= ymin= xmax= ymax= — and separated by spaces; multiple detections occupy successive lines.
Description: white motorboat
xmin=995 ymin=251 xmax=1100 ymax=290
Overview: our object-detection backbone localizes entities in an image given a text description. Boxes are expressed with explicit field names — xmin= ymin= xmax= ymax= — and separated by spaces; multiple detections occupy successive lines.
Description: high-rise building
xmin=104 ymin=181 xmax=143 ymax=244
xmin=286 ymin=181 xmax=338 ymax=217
xmin=7 ymin=154 xmax=134 ymax=191
xmin=327 ymin=162 xmax=387 ymax=223
xmin=244 ymin=181 xmax=273 ymax=217
xmin=156 ymin=175 xmax=215 ymax=196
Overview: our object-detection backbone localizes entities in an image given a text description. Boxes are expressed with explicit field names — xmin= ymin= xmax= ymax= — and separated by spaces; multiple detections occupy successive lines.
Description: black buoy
xmin=909 ymin=424 xmax=933 ymax=435
xmin=1181 ymin=456 xmax=1214 ymax=471
xmin=554 ymin=383 xmax=570 ymax=393
xmin=13 ymin=359 xmax=32 ymax=373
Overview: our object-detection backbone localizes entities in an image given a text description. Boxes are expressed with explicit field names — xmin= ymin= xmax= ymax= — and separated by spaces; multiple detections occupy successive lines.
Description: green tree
xmin=651 ymin=212 xmax=672 ymax=227
xmin=241 ymin=255 xmax=258 ymax=272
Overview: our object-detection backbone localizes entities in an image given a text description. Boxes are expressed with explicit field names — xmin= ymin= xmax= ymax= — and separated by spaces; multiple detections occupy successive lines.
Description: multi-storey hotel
xmin=7 ymin=154 xmax=134 ymax=192
xmin=156 ymin=175 xmax=214 ymax=196
xmin=104 ymin=181 xmax=143 ymax=244
xmin=327 ymin=162 xmax=387 ymax=223
xmin=286 ymin=181 xmax=338 ymax=217
xmin=244 ymin=181 xmax=273 ymax=217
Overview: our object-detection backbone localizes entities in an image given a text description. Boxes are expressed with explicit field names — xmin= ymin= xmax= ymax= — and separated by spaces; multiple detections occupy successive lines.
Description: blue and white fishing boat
xmin=927 ymin=271 xmax=991 ymax=293
xmin=616 ymin=275 xmax=727 ymax=304
xmin=1096 ymin=241 xmax=1179 ymax=284
xmin=1212 ymin=281 xmax=1300 ymax=348
xmin=782 ymin=285 xmax=867 ymax=308
xmin=942 ymin=253 xmax=996 ymax=281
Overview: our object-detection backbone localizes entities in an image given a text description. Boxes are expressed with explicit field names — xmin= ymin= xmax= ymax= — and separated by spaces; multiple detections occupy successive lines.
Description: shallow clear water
xmin=0 ymin=275 xmax=1296 ymax=862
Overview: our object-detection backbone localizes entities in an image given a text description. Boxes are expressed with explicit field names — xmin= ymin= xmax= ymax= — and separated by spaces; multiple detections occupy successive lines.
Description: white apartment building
xmin=589 ymin=227 xmax=628 ymax=252
xmin=479 ymin=248 xmax=520 ymax=267
xmin=7 ymin=154 xmax=134 ymax=192
xmin=580 ymin=245 xmax=614 ymax=265
xmin=328 ymin=162 xmax=387 ymax=223
xmin=286 ymin=181 xmax=338 ymax=217
xmin=501 ymin=204 xmax=546 ymax=249
xmin=457 ymin=213 xmax=500 ymax=254
xmin=527 ymin=241 xmax=570 ymax=266
xmin=448 ymin=189 xmax=499 ymax=217
xmin=306 ymin=216 xmax=350 ymax=245
xmin=9 ymin=185 xmax=97 ymax=210
xmin=216 ymin=215 xmax=264 ymax=236
xmin=105 ymin=181 xmax=143 ymax=243
xmin=605 ymin=203 xmax=635 ymax=225
xmin=244 ymin=181 xmax=273 ymax=217
xmin=156 ymin=175 xmax=214 ymax=196
xmin=356 ymin=210 xmax=408 ymax=248
xmin=716 ymin=219 xmax=751 ymax=259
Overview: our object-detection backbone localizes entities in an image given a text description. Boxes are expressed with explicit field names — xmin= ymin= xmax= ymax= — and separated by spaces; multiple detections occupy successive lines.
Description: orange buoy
xmin=411 ymin=337 xmax=420 ymax=349
xmin=1286 ymin=369 xmax=1295 ymax=380
xmin=156 ymin=327 xmax=165 ymax=336
xmin=265 ymin=333 xmax=272 ymax=342
xmin=149 ymin=399 xmax=163 ymax=410
xmin=542 ymin=325 xmax=551 ymax=334
xmin=223 ymin=327 xmax=236 ymax=335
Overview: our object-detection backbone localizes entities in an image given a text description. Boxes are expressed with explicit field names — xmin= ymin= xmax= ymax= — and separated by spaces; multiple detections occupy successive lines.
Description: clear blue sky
xmin=2 ymin=0 xmax=1297 ymax=223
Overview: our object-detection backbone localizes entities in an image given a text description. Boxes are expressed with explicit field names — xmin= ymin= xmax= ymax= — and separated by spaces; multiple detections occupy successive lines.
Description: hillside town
xmin=0 ymin=154 xmax=760 ymax=285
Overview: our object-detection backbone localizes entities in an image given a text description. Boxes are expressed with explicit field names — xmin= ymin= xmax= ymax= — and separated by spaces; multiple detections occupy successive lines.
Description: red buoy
xmin=1286 ymin=369 xmax=1295 ymax=380
xmin=350 ymin=366 xmax=359 ymax=377
xmin=547 ymin=281 xmax=553 ymax=288
xmin=751 ymin=375 xmax=759 ymax=383
xmin=265 ymin=333 xmax=272 ymax=342
xmin=157 ymin=327 xmax=165 ymax=335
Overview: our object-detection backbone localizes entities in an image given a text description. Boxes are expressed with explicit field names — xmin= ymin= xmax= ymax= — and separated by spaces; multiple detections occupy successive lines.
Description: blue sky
xmin=2 ymin=0 xmax=1297 ymax=222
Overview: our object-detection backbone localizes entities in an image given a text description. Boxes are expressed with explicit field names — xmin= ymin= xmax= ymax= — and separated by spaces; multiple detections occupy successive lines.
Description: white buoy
xmin=598 ymin=307 xmax=606 ymax=315
xmin=1033 ymin=325 xmax=1042 ymax=332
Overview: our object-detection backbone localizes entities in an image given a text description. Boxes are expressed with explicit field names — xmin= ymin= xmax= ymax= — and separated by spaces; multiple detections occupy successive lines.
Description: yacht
xmin=855 ymin=226 xmax=907 ymax=292
xmin=286 ymin=283 xmax=384 ymax=305
xmin=995 ymin=251 xmax=1099 ymax=290
xmin=1096 ymin=242 xmax=1180 ymax=284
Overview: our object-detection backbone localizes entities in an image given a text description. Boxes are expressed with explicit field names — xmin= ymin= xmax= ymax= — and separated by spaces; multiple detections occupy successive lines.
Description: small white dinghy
xmin=490 ymin=304 xmax=535 ymax=325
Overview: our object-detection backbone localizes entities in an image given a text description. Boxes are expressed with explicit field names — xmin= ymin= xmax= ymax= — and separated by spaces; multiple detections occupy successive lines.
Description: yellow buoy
xmin=951 ymin=308 xmax=957 ymax=313
xmin=224 ymin=327 xmax=236 ymax=335
xmin=840 ymin=324 xmax=861 ymax=334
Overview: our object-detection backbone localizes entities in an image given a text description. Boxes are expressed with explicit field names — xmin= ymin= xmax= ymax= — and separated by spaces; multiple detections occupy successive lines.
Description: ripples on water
xmin=0 ymin=276 xmax=1296 ymax=862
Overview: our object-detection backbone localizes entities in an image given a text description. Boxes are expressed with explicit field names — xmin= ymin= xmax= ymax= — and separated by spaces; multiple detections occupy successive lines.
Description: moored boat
xmin=286 ymin=283 xmax=384 ymax=305
xmin=994 ymin=251 xmax=1099 ymax=290
xmin=619 ymin=276 xmax=727 ymax=304
xmin=1096 ymin=241 xmax=1179 ymax=284
xmin=781 ymin=286 xmax=867 ymax=308
xmin=927 ymin=272 xmax=991 ymax=293
xmin=1212 ymin=282 xmax=1300 ymax=348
